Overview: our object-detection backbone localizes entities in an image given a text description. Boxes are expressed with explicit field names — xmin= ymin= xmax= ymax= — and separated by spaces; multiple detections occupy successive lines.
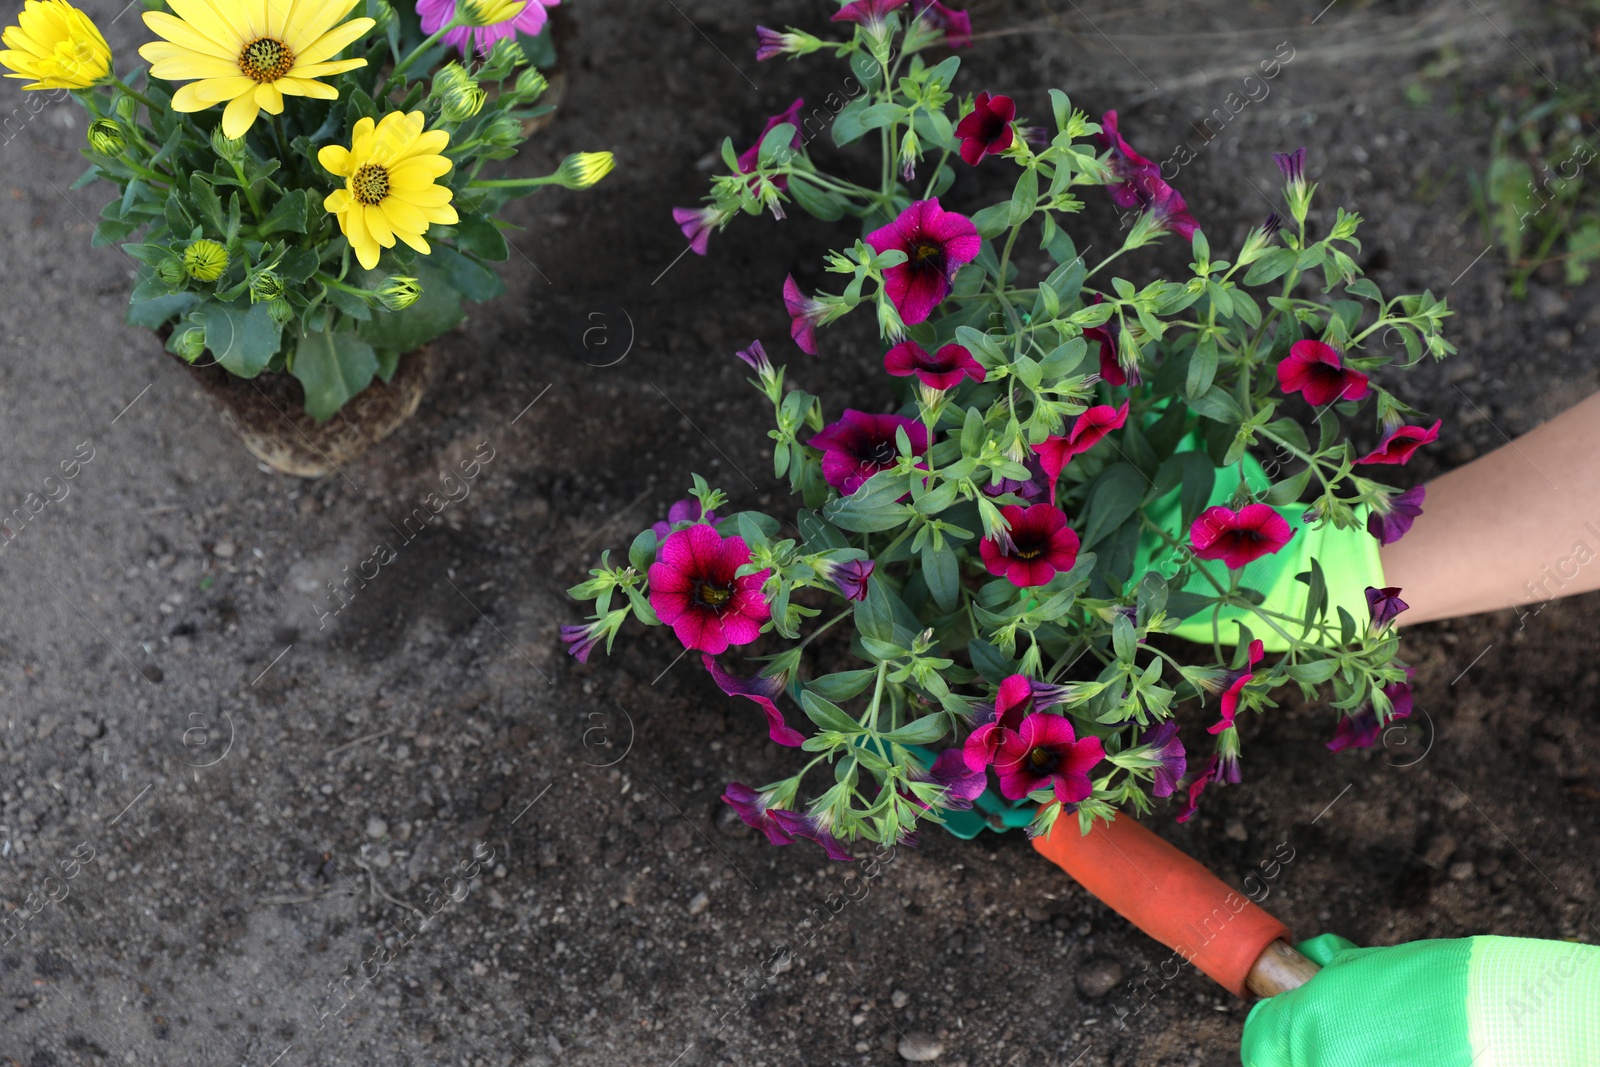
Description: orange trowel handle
xmin=1032 ymin=813 xmax=1317 ymax=997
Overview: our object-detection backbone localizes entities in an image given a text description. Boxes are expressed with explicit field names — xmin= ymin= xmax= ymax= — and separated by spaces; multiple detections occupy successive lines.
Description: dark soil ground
xmin=2 ymin=1 xmax=1597 ymax=1064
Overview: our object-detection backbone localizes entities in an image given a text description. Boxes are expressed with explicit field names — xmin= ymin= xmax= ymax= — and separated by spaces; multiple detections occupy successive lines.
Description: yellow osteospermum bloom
xmin=0 ymin=0 xmax=110 ymax=90
xmin=139 ymin=0 xmax=376 ymax=139
xmin=319 ymin=110 xmax=459 ymax=271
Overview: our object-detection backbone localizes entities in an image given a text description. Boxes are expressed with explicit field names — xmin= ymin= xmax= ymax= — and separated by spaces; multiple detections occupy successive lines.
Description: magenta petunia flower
xmin=1189 ymin=504 xmax=1294 ymax=570
xmin=865 ymin=198 xmax=982 ymax=326
xmin=1198 ymin=639 xmax=1265 ymax=735
xmin=883 ymin=340 xmax=985 ymax=390
xmin=1327 ymin=679 xmax=1412 ymax=752
xmin=809 ymin=409 xmax=929 ymax=495
xmin=1143 ymin=179 xmax=1200 ymax=241
xmin=1365 ymin=586 xmax=1408 ymax=630
xmin=963 ymin=673 xmax=1073 ymax=772
xmin=1094 ymin=111 xmax=1161 ymax=208
xmin=1355 ymin=420 xmax=1442 ymax=466
xmin=559 ymin=621 xmax=602 ymax=663
xmin=993 ymin=712 xmax=1105 ymax=803
xmin=722 ymin=782 xmax=797 ymax=847
xmin=769 ymin=807 xmax=854 ymax=861
xmin=672 ymin=205 xmax=723 ymax=256
xmin=954 ymin=92 xmax=1014 ymax=165
xmin=909 ymin=0 xmax=972 ymax=45
xmin=1367 ymin=484 xmax=1425 ymax=545
xmin=982 ymin=454 xmax=1049 ymax=503
xmin=648 ymin=525 xmax=771 ymax=654
xmin=735 ymin=98 xmax=806 ymax=178
xmin=1175 ymin=754 xmax=1226 ymax=823
xmin=822 ymin=557 xmax=875 ymax=601
xmin=651 ymin=497 xmax=716 ymax=541
xmin=979 ymin=503 xmax=1081 ymax=587
xmin=418 ymin=0 xmax=560 ymax=56
xmin=782 ymin=274 xmax=826 ymax=354
xmin=1277 ymin=340 xmax=1370 ymax=407
xmin=702 ymin=654 xmax=805 ymax=747
xmin=913 ymin=748 xmax=987 ymax=810
xmin=1033 ymin=400 xmax=1130 ymax=503
xmin=1137 ymin=721 xmax=1187 ymax=798
xmin=1082 ymin=294 xmax=1137 ymax=387
xmin=831 ymin=0 xmax=907 ymax=32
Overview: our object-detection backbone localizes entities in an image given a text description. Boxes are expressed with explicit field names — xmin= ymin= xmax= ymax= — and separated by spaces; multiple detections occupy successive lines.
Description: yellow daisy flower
xmin=139 ymin=0 xmax=376 ymax=139
xmin=0 ymin=0 xmax=110 ymax=90
xmin=319 ymin=110 xmax=460 ymax=271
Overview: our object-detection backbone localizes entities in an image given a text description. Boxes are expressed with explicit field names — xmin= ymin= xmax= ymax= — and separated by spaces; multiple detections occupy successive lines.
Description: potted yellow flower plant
xmin=1 ymin=0 xmax=609 ymax=473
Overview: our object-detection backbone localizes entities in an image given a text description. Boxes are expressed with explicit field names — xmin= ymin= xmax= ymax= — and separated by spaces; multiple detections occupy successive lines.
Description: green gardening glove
xmin=1132 ymin=448 xmax=1384 ymax=653
xmin=1241 ymin=934 xmax=1600 ymax=1067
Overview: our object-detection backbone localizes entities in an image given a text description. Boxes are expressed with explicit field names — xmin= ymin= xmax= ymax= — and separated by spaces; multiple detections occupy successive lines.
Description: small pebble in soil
xmin=891 ymin=989 xmax=910 ymax=1009
xmin=1224 ymin=820 xmax=1249 ymax=842
xmin=688 ymin=891 xmax=709 ymax=915
xmin=1076 ymin=958 xmax=1125 ymax=999
xmin=898 ymin=1031 xmax=944 ymax=1061
xmin=1449 ymin=860 xmax=1476 ymax=881
xmin=366 ymin=817 xmax=388 ymax=839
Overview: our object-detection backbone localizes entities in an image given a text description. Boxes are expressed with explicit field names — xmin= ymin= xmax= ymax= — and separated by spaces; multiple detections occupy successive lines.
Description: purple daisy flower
xmin=417 ymin=0 xmax=560 ymax=57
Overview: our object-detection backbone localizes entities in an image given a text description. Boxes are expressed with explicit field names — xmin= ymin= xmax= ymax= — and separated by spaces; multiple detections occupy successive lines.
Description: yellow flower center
xmin=238 ymin=37 xmax=295 ymax=82
xmin=351 ymin=163 xmax=391 ymax=206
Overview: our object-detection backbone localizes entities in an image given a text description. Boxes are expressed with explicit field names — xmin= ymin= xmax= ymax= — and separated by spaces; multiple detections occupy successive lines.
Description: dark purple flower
xmin=954 ymin=91 xmax=1014 ymax=166
xmin=651 ymin=498 xmax=716 ymax=540
xmin=865 ymin=198 xmax=982 ymax=325
xmin=769 ymin=808 xmax=854 ymax=861
xmin=783 ymin=274 xmax=826 ymax=354
xmin=979 ymin=503 xmax=1081 ymax=588
xmin=1365 ymin=586 xmax=1409 ymax=630
xmin=754 ymin=26 xmax=814 ymax=61
xmin=982 ymin=454 xmax=1048 ymax=502
xmin=735 ymin=339 xmax=773 ymax=377
xmin=909 ymin=0 xmax=971 ymax=45
xmin=993 ymin=713 xmax=1105 ymax=803
xmin=1143 ymin=179 xmax=1200 ymax=241
xmin=1327 ymin=679 xmax=1413 ymax=753
xmin=1277 ymin=340 xmax=1370 ymax=407
xmin=1367 ymin=484 xmax=1426 ymax=546
xmin=824 ymin=558 xmax=875 ymax=601
xmin=883 ymin=339 xmax=985 ymax=390
xmin=560 ymin=622 xmax=602 ymax=663
xmin=1263 ymin=210 xmax=1285 ymax=235
xmin=671 ymin=205 xmax=722 ymax=256
xmin=1197 ymin=639 xmax=1265 ymax=735
xmin=1175 ymin=754 xmax=1222 ymax=823
xmin=1082 ymin=293 xmax=1137 ymax=387
xmin=1137 ymin=721 xmax=1186 ymax=798
xmin=1094 ymin=110 xmax=1161 ymax=208
xmin=915 ymin=749 xmax=986 ymax=811
xmin=721 ymin=782 xmax=796 ymax=846
xmin=1274 ymin=147 xmax=1307 ymax=186
xmin=702 ymin=654 xmax=805 ymax=747
xmin=809 ymin=409 xmax=929 ymax=495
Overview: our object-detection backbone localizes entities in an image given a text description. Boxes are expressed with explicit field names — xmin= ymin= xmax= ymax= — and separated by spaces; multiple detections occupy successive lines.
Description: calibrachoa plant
xmin=567 ymin=1 xmax=1455 ymax=857
xmin=0 ymin=0 xmax=611 ymax=420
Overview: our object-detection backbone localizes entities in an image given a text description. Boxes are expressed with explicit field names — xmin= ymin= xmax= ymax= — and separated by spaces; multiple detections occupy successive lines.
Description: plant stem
xmin=381 ymin=25 xmax=452 ymax=96
xmin=106 ymin=74 xmax=160 ymax=116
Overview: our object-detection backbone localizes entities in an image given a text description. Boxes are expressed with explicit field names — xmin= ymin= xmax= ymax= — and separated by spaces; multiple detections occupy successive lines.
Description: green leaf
xmin=832 ymin=97 xmax=871 ymax=146
xmin=1009 ymin=165 xmax=1039 ymax=225
xmin=882 ymin=715 xmax=948 ymax=745
xmin=193 ymin=299 xmax=282 ymax=378
xmin=798 ymin=509 xmax=849 ymax=551
xmin=1186 ymin=336 xmax=1218 ymax=399
xmin=290 ymin=324 xmax=379 ymax=422
xmin=807 ymin=669 xmax=878 ymax=702
xmin=1284 ymin=659 xmax=1339 ymax=684
xmin=1188 ymin=386 xmax=1244 ymax=424
xmin=823 ymin=470 xmax=911 ymax=533
xmin=127 ymin=291 xmax=198 ymax=329
xmin=923 ymin=543 xmax=959 ymax=612
xmin=970 ymin=202 xmax=1012 ymax=239
xmin=258 ymin=188 xmax=311 ymax=237
xmin=1243 ymin=248 xmax=1294 ymax=287
xmin=453 ymin=213 xmax=510 ymax=261
xmin=801 ymin=692 xmax=861 ymax=734
xmin=855 ymin=576 xmax=897 ymax=643
xmin=628 ymin=528 xmax=658 ymax=571
xmin=431 ymin=245 xmax=504 ymax=302
xmin=1079 ymin=464 xmax=1148 ymax=549
xmin=787 ymin=174 xmax=845 ymax=221
xmin=1299 ymin=558 xmax=1328 ymax=635
xmin=1176 ymin=451 xmax=1215 ymax=529
xmin=967 ymin=638 xmax=1014 ymax=684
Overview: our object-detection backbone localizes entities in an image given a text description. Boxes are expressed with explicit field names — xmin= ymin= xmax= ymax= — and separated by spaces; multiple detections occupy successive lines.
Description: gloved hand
xmin=1132 ymin=450 xmax=1385 ymax=652
xmin=1241 ymin=933 xmax=1600 ymax=1066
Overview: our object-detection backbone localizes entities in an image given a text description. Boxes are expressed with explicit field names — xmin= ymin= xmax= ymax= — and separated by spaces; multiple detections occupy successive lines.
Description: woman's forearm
xmin=1380 ymin=391 xmax=1600 ymax=624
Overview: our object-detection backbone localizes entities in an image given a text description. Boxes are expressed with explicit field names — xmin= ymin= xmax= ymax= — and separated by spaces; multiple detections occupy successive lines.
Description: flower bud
xmin=456 ymin=0 xmax=524 ymax=28
xmin=377 ymin=276 xmax=422 ymax=311
xmin=183 ymin=239 xmax=228 ymax=282
xmin=249 ymin=268 xmax=284 ymax=303
xmin=551 ymin=150 xmax=615 ymax=189
xmin=479 ymin=37 xmax=525 ymax=80
xmin=267 ymin=297 xmax=295 ymax=326
xmin=175 ymin=327 xmax=206 ymax=363
xmin=155 ymin=256 xmax=188 ymax=290
xmin=754 ymin=26 xmax=823 ymax=62
xmin=210 ymin=125 xmax=246 ymax=162
xmin=482 ymin=113 xmax=525 ymax=149
xmin=369 ymin=0 xmax=395 ymax=32
xmin=510 ymin=66 xmax=548 ymax=104
xmin=429 ymin=62 xmax=484 ymax=122
xmin=86 ymin=118 xmax=125 ymax=156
